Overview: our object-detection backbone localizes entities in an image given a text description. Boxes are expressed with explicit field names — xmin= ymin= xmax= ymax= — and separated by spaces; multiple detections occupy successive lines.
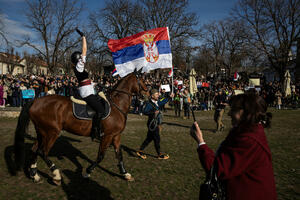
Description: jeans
xmin=174 ymin=103 xmax=181 ymax=116
xmin=214 ymin=109 xmax=224 ymax=131
xmin=140 ymin=127 xmax=161 ymax=155
xmin=12 ymin=96 xmax=20 ymax=107
xmin=183 ymin=103 xmax=190 ymax=118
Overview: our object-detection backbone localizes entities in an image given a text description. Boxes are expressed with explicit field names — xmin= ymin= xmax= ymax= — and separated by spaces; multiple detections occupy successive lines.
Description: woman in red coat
xmin=192 ymin=92 xmax=277 ymax=200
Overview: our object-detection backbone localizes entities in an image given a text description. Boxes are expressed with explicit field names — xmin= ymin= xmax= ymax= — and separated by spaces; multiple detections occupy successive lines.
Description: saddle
xmin=71 ymin=92 xmax=111 ymax=120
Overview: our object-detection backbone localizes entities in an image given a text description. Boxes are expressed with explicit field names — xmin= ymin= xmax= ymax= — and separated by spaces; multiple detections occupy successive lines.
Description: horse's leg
xmin=83 ymin=135 xmax=113 ymax=178
xmin=38 ymin=130 xmax=61 ymax=185
xmin=29 ymin=139 xmax=41 ymax=183
xmin=113 ymin=134 xmax=134 ymax=181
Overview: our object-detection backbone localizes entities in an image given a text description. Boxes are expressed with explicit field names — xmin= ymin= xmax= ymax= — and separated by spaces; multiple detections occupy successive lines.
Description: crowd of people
xmin=0 ymin=72 xmax=299 ymax=112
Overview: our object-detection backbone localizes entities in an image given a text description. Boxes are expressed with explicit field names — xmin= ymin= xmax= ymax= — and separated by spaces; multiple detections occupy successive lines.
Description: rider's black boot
xmin=91 ymin=113 xmax=103 ymax=142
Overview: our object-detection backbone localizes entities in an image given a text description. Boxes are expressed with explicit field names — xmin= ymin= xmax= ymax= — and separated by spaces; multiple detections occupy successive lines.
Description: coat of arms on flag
xmin=142 ymin=33 xmax=159 ymax=63
xmin=108 ymin=27 xmax=172 ymax=77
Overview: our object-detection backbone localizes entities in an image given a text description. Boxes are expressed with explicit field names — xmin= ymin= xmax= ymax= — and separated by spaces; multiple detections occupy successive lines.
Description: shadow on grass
xmin=4 ymin=143 xmax=35 ymax=176
xmin=51 ymin=136 xmax=124 ymax=180
xmin=49 ymin=135 xmax=94 ymax=173
xmin=4 ymin=134 xmax=126 ymax=185
xmin=4 ymin=145 xmax=19 ymax=176
xmin=97 ymin=166 xmax=124 ymax=179
xmin=24 ymin=133 xmax=94 ymax=172
xmin=162 ymin=122 xmax=216 ymax=132
xmin=162 ymin=122 xmax=191 ymax=128
xmin=61 ymin=169 xmax=113 ymax=200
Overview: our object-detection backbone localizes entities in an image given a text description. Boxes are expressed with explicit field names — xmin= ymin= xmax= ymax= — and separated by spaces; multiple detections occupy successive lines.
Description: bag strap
xmin=207 ymin=142 xmax=224 ymax=182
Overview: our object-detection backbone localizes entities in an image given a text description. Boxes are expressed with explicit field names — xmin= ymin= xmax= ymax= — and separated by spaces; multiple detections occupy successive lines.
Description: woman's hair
xmin=229 ymin=91 xmax=272 ymax=130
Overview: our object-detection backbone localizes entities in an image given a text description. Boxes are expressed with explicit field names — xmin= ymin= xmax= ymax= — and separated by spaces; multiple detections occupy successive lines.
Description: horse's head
xmin=132 ymin=68 xmax=149 ymax=98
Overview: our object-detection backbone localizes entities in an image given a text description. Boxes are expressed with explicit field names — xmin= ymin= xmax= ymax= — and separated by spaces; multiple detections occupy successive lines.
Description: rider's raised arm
xmin=82 ymin=36 xmax=87 ymax=57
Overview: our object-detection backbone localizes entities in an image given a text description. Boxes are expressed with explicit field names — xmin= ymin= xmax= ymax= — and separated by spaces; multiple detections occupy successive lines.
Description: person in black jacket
xmin=136 ymin=89 xmax=174 ymax=160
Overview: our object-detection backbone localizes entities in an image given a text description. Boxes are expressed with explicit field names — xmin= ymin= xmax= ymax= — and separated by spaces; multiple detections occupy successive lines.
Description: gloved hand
xmin=76 ymin=28 xmax=85 ymax=37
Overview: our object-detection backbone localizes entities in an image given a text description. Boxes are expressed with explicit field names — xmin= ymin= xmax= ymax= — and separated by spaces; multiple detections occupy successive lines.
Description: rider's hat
xmin=71 ymin=51 xmax=82 ymax=65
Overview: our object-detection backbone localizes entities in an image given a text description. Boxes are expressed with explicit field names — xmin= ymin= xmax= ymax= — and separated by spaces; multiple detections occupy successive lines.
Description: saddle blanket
xmin=71 ymin=93 xmax=111 ymax=120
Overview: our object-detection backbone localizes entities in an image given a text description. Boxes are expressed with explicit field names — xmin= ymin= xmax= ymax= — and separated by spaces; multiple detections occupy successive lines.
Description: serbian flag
xmin=111 ymin=68 xmax=117 ymax=76
xmin=108 ymin=27 xmax=172 ymax=77
xmin=234 ymin=71 xmax=239 ymax=81
xmin=168 ymin=65 xmax=174 ymax=77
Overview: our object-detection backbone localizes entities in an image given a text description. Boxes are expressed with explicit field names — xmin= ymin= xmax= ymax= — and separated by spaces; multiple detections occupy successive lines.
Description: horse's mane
xmin=110 ymin=73 xmax=134 ymax=91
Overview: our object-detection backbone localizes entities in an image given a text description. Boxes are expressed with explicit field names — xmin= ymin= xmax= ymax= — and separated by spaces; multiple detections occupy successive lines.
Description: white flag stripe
xmin=114 ymin=54 xmax=172 ymax=77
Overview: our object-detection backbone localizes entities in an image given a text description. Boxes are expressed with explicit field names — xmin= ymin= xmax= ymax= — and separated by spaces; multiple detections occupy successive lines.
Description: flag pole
xmin=171 ymin=66 xmax=174 ymax=94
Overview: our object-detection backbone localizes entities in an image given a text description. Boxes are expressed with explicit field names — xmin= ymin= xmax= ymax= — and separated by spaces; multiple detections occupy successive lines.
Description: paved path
xmin=0 ymin=106 xmax=22 ymax=118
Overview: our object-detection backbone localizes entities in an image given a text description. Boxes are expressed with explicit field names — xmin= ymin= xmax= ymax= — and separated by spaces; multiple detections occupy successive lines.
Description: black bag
xmin=199 ymin=160 xmax=226 ymax=200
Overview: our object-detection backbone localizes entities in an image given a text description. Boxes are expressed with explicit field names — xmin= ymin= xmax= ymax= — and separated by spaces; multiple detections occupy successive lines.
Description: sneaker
xmin=158 ymin=154 xmax=169 ymax=160
xmin=136 ymin=150 xmax=147 ymax=159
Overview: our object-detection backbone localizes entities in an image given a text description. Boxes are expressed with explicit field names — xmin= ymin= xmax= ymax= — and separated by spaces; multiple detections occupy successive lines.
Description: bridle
xmin=109 ymin=75 xmax=148 ymax=118
xmin=136 ymin=77 xmax=148 ymax=99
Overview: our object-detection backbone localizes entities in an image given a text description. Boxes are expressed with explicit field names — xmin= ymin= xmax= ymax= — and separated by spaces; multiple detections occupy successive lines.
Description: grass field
xmin=0 ymin=108 xmax=299 ymax=200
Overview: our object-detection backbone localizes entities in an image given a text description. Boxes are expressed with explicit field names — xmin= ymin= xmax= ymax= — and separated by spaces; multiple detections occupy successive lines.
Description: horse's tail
xmin=14 ymin=100 xmax=34 ymax=170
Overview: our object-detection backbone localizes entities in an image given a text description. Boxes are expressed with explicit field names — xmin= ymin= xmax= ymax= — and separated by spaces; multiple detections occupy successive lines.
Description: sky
xmin=0 ymin=0 xmax=237 ymax=53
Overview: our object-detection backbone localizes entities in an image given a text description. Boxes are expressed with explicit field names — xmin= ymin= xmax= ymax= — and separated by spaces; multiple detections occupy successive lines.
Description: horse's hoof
xmin=82 ymin=172 xmax=90 ymax=178
xmin=33 ymin=178 xmax=43 ymax=184
xmin=124 ymin=173 xmax=134 ymax=182
xmin=52 ymin=179 xmax=61 ymax=186
xmin=31 ymin=174 xmax=43 ymax=183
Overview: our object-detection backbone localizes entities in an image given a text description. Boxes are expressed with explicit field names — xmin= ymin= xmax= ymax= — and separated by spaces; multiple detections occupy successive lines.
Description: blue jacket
xmin=143 ymin=98 xmax=169 ymax=125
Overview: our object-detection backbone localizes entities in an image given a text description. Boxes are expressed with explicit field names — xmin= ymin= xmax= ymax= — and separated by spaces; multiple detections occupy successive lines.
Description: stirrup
xmin=91 ymin=135 xmax=101 ymax=143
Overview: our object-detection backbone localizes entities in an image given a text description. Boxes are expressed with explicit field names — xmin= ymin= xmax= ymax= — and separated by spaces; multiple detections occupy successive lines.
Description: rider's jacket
xmin=73 ymin=55 xmax=95 ymax=98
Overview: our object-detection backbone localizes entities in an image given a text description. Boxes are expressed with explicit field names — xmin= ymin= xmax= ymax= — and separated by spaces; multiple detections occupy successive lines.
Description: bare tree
xmin=201 ymin=19 xmax=250 ymax=77
xmin=98 ymin=0 xmax=139 ymax=40
xmin=23 ymin=52 xmax=38 ymax=74
xmin=193 ymin=45 xmax=215 ymax=78
xmin=136 ymin=0 xmax=199 ymax=72
xmin=89 ymin=0 xmax=140 ymax=69
xmin=89 ymin=0 xmax=199 ymax=75
xmin=136 ymin=0 xmax=198 ymax=40
xmin=0 ymin=10 xmax=8 ymax=47
xmin=222 ymin=20 xmax=248 ymax=76
xmin=233 ymin=0 xmax=300 ymax=81
xmin=21 ymin=0 xmax=84 ymax=74
xmin=200 ymin=21 xmax=226 ymax=74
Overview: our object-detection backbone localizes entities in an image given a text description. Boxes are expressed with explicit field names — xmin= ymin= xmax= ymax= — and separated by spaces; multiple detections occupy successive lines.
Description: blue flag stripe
xmin=112 ymin=40 xmax=171 ymax=65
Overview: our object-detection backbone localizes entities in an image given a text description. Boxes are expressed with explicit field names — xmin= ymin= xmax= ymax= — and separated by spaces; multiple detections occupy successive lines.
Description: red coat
xmin=198 ymin=124 xmax=277 ymax=200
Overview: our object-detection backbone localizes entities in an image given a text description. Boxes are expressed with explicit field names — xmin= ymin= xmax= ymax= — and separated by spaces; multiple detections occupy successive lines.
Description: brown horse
xmin=14 ymin=72 xmax=149 ymax=184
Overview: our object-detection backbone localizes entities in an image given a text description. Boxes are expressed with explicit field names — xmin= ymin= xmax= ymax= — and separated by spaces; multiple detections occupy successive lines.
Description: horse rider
xmin=71 ymin=28 xmax=105 ymax=142
xmin=136 ymin=88 xmax=174 ymax=160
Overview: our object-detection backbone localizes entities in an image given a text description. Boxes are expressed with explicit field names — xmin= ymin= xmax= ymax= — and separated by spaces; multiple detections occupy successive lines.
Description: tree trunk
xmin=296 ymin=38 xmax=300 ymax=83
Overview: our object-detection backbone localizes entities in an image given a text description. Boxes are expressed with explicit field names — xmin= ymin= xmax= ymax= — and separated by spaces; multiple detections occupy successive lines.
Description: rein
xmin=108 ymin=76 xmax=147 ymax=119
xmin=108 ymin=93 xmax=129 ymax=119
xmin=112 ymin=89 xmax=132 ymax=97
xmin=108 ymin=86 xmax=133 ymax=120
